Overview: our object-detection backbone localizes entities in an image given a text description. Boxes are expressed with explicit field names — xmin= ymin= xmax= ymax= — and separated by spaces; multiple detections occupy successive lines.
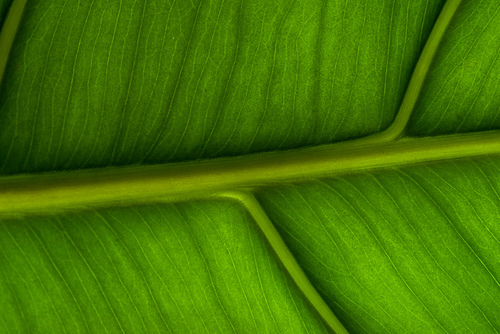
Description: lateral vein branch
xmin=216 ymin=190 xmax=350 ymax=334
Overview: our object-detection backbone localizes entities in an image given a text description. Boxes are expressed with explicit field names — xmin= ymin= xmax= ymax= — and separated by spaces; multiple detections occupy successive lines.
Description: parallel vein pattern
xmin=409 ymin=0 xmax=500 ymax=135
xmin=0 ymin=0 xmax=445 ymax=174
xmin=257 ymin=156 xmax=500 ymax=334
xmin=2 ymin=1 xmax=500 ymax=333
xmin=0 ymin=200 xmax=329 ymax=333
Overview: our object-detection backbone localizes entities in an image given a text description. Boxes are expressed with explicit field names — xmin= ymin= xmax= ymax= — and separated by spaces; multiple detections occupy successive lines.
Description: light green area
xmin=0 ymin=0 xmax=445 ymax=174
xmin=409 ymin=0 xmax=500 ymax=135
xmin=257 ymin=156 xmax=500 ymax=333
xmin=220 ymin=191 xmax=348 ymax=334
xmin=0 ymin=200 xmax=329 ymax=333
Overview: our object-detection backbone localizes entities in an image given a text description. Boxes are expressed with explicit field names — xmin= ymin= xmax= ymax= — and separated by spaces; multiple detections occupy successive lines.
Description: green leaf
xmin=1 ymin=0 xmax=500 ymax=333
xmin=257 ymin=156 xmax=500 ymax=333
xmin=408 ymin=0 xmax=500 ymax=135
xmin=0 ymin=200 xmax=329 ymax=333
xmin=0 ymin=0 xmax=446 ymax=173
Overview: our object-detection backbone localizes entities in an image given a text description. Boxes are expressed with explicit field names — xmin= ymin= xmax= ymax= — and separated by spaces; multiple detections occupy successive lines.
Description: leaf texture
xmin=1 ymin=0 xmax=500 ymax=333
xmin=257 ymin=156 xmax=500 ymax=333
xmin=409 ymin=0 xmax=500 ymax=135
xmin=0 ymin=0 xmax=444 ymax=174
xmin=0 ymin=200 xmax=328 ymax=333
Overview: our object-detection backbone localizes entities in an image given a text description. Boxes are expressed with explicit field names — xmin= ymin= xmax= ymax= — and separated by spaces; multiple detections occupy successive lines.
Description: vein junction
xmin=0 ymin=0 xmax=476 ymax=217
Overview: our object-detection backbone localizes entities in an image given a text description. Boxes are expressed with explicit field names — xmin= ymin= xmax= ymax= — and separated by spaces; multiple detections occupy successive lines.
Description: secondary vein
xmin=216 ymin=190 xmax=350 ymax=334
xmin=367 ymin=0 xmax=463 ymax=143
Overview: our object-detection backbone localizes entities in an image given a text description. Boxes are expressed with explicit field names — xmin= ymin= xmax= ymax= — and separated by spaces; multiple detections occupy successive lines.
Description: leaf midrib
xmin=1 ymin=130 xmax=499 ymax=217
xmin=2 ymin=0 xmax=499 ymax=219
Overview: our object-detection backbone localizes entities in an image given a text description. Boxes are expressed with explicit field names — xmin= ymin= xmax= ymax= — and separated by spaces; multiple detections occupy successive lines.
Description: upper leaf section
xmin=0 ymin=0 xmax=444 ymax=175
xmin=409 ymin=0 xmax=500 ymax=135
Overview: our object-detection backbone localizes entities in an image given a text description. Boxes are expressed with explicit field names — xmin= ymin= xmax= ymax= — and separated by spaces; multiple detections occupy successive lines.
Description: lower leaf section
xmin=0 ymin=200 xmax=328 ymax=333
xmin=3 ymin=155 xmax=500 ymax=333
xmin=257 ymin=155 xmax=500 ymax=333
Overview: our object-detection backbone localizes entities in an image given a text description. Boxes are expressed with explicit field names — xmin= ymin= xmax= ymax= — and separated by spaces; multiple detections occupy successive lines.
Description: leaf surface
xmin=1 ymin=0 xmax=500 ymax=333
xmin=0 ymin=200 xmax=329 ymax=333
xmin=257 ymin=156 xmax=500 ymax=333
xmin=0 ymin=0 xmax=445 ymax=174
xmin=409 ymin=0 xmax=500 ymax=135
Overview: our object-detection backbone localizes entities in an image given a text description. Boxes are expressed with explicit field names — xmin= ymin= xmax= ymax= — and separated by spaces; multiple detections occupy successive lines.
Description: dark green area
xmin=0 ymin=0 xmax=445 ymax=174
xmin=0 ymin=0 xmax=13 ymax=27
